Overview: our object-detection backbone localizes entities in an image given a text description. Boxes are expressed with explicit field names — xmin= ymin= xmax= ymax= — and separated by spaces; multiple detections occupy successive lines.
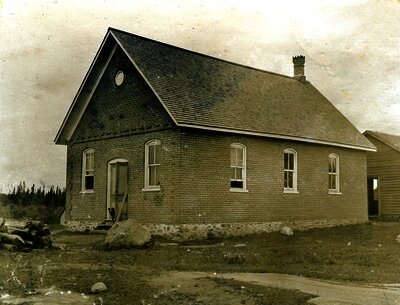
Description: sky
xmin=0 ymin=0 xmax=399 ymax=192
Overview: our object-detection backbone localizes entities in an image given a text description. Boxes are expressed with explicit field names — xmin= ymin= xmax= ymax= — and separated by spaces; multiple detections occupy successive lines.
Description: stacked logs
xmin=0 ymin=218 xmax=52 ymax=251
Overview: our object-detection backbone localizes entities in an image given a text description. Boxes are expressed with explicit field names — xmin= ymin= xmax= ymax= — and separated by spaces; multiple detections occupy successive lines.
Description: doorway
xmin=367 ymin=177 xmax=379 ymax=217
xmin=107 ymin=159 xmax=128 ymax=221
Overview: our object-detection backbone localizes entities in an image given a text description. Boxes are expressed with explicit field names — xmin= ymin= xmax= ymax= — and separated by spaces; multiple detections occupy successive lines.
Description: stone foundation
xmin=144 ymin=219 xmax=366 ymax=241
xmin=64 ymin=218 xmax=366 ymax=241
xmin=63 ymin=220 xmax=101 ymax=232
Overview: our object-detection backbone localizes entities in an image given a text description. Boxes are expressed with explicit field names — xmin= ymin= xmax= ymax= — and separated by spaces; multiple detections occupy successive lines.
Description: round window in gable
xmin=115 ymin=71 xmax=125 ymax=86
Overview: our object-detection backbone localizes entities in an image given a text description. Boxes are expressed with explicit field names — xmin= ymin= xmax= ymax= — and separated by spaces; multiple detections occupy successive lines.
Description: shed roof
xmin=55 ymin=27 xmax=375 ymax=151
xmin=363 ymin=131 xmax=400 ymax=153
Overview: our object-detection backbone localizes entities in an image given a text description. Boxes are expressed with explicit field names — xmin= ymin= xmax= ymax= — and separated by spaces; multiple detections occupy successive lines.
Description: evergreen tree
xmin=5 ymin=181 xmax=66 ymax=223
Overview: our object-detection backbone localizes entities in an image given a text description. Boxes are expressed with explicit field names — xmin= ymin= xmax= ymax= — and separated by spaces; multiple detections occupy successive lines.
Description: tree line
xmin=0 ymin=181 xmax=66 ymax=223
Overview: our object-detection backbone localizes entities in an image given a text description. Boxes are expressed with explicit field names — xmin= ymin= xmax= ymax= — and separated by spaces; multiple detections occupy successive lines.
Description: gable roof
xmin=363 ymin=130 xmax=400 ymax=153
xmin=55 ymin=27 xmax=375 ymax=152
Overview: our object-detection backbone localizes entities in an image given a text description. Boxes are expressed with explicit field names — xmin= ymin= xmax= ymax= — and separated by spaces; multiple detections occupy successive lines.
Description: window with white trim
xmin=144 ymin=140 xmax=161 ymax=190
xmin=230 ymin=144 xmax=246 ymax=190
xmin=328 ymin=153 xmax=340 ymax=193
xmin=82 ymin=148 xmax=94 ymax=192
xmin=284 ymin=149 xmax=297 ymax=192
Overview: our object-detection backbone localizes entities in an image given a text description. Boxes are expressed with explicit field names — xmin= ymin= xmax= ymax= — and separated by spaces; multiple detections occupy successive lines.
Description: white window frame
xmin=230 ymin=143 xmax=248 ymax=192
xmin=143 ymin=140 xmax=161 ymax=191
xmin=283 ymin=149 xmax=298 ymax=194
xmin=81 ymin=148 xmax=94 ymax=193
xmin=328 ymin=153 xmax=341 ymax=194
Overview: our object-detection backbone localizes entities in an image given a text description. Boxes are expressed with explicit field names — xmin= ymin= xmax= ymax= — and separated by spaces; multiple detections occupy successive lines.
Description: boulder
xmin=280 ymin=226 xmax=293 ymax=236
xmin=104 ymin=219 xmax=151 ymax=250
xmin=91 ymin=282 xmax=107 ymax=293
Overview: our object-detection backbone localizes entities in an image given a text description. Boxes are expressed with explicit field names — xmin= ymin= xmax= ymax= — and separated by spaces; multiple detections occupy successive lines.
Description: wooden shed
xmin=363 ymin=131 xmax=400 ymax=218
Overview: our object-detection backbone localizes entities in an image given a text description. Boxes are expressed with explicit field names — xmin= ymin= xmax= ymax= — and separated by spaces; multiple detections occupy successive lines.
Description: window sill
xmin=142 ymin=187 xmax=161 ymax=192
xmin=80 ymin=190 xmax=94 ymax=194
xmin=329 ymin=191 xmax=342 ymax=195
xmin=230 ymin=188 xmax=249 ymax=193
xmin=283 ymin=189 xmax=299 ymax=194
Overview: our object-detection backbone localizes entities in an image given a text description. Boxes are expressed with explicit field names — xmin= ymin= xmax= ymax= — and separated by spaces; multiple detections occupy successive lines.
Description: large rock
xmin=280 ymin=226 xmax=294 ymax=236
xmin=104 ymin=219 xmax=151 ymax=249
xmin=91 ymin=282 xmax=107 ymax=293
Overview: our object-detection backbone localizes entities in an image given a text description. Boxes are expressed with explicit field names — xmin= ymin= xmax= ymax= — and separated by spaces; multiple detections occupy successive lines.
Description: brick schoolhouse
xmin=55 ymin=28 xmax=376 ymax=234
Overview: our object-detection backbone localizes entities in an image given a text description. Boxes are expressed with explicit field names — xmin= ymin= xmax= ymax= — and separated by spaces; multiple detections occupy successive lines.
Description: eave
xmin=54 ymin=31 xmax=117 ymax=145
xmin=179 ymin=123 xmax=377 ymax=152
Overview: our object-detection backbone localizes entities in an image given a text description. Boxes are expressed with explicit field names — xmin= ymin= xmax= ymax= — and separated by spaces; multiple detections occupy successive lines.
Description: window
xmin=82 ymin=149 xmax=94 ymax=192
xmin=284 ymin=149 xmax=298 ymax=193
xmin=328 ymin=153 xmax=340 ymax=193
xmin=230 ymin=144 xmax=247 ymax=191
xmin=144 ymin=140 xmax=161 ymax=190
xmin=115 ymin=71 xmax=124 ymax=86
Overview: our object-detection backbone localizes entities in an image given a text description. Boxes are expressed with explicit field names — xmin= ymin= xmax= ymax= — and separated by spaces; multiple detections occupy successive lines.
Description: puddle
xmin=0 ymin=287 xmax=95 ymax=304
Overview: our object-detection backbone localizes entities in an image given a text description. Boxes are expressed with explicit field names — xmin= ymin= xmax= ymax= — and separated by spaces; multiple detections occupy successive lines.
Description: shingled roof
xmin=55 ymin=27 xmax=375 ymax=151
xmin=363 ymin=131 xmax=400 ymax=153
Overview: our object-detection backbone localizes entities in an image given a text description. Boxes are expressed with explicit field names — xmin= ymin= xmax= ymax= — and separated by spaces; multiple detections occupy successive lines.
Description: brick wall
xmin=65 ymin=127 xmax=368 ymax=224
xmin=73 ymin=46 xmax=174 ymax=143
xmin=178 ymin=129 xmax=368 ymax=224
xmin=66 ymin=129 xmax=181 ymax=223
xmin=66 ymin=44 xmax=178 ymax=223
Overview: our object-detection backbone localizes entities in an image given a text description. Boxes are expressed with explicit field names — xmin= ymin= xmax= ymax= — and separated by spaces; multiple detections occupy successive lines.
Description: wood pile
xmin=0 ymin=218 xmax=52 ymax=251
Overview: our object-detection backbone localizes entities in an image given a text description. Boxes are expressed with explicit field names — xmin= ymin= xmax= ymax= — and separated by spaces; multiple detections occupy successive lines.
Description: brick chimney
xmin=292 ymin=55 xmax=306 ymax=81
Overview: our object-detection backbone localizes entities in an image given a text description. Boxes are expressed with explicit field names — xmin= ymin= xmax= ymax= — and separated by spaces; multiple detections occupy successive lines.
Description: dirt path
xmin=153 ymin=271 xmax=400 ymax=305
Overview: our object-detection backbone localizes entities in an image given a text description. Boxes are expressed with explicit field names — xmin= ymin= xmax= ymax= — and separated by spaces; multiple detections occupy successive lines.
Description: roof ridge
xmin=363 ymin=130 xmax=400 ymax=153
xmin=108 ymin=27 xmax=296 ymax=81
xmin=365 ymin=130 xmax=400 ymax=138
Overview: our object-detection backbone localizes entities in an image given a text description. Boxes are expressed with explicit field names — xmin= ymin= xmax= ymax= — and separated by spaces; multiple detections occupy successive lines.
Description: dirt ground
xmin=1 ymin=221 xmax=400 ymax=304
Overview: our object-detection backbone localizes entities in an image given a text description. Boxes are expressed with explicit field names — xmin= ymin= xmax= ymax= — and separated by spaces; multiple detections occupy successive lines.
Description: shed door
xmin=367 ymin=177 xmax=379 ymax=217
xmin=107 ymin=159 xmax=128 ymax=221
